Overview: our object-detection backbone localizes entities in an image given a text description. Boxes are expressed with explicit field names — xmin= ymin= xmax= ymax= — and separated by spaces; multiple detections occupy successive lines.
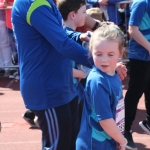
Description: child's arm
xmin=128 ymin=26 xmax=150 ymax=54
xmin=100 ymin=118 xmax=126 ymax=150
xmin=73 ymin=68 xmax=87 ymax=79
xmin=79 ymin=31 xmax=92 ymax=42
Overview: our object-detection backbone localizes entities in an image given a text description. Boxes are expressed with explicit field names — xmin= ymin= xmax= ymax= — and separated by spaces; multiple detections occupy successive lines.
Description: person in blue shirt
xmin=12 ymin=0 xmax=127 ymax=149
xmin=76 ymin=24 xmax=127 ymax=150
xmin=124 ymin=0 xmax=150 ymax=149
xmin=86 ymin=0 xmax=126 ymax=25
xmin=57 ymin=0 xmax=92 ymax=123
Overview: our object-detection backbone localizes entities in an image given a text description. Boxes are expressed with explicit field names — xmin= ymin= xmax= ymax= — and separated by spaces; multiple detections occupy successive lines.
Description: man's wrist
xmin=92 ymin=21 xmax=101 ymax=31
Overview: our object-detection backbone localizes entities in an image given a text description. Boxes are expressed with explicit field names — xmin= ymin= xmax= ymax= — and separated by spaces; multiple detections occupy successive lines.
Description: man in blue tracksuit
xmin=12 ymin=0 xmax=93 ymax=149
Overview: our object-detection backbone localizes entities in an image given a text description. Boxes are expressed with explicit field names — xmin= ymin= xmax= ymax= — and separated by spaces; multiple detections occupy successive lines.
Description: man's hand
xmin=116 ymin=62 xmax=127 ymax=80
xmin=98 ymin=0 xmax=108 ymax=5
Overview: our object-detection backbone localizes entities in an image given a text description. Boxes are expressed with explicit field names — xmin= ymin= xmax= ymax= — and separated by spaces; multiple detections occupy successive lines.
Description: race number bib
xmin=115 ymin=98 xmax=125 ymax=134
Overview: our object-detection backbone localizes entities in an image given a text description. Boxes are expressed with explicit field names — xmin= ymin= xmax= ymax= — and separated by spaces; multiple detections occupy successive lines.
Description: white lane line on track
xmin=0 ymin=110 xmax=24 ymax=113
xmin=0 ymin=141 xmax=40 ymax=145
xmin=5 ymin=80 xmax=14 ymax=88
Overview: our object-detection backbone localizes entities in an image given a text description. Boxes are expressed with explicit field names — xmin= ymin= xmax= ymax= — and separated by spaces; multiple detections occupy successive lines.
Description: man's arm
xmin=30 ymin=6 xmax=93 ymax=68
xmin=86 ymin=0 xmax=99 ymax=5
xmin=84 ymin=14 xmax=101 ymax=31
xmin=87 ymin=0 xmax=125 ymax=5
xmin=108 ymin=0 xmax=126 ymax=4
xmin=128 ymin=26 xmax=150 ymax=54
xmin=87 ymin=0 xmax=108 ymax=5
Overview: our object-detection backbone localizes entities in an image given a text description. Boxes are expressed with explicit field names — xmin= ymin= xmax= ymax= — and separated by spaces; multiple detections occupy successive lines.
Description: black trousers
xmin=33 ymin=96 xmax=79 ymax=150
xmin=125 ymin=59 xmax=150 ymax=131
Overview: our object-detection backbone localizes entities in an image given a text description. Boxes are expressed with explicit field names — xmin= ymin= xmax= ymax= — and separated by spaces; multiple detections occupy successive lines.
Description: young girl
xmin=76 ymin=24 xmax=127 ymax=150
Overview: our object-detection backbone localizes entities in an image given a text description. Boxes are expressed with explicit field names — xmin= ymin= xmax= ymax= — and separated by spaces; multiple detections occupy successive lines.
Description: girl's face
xmin=74 ymin=5 xmax=86 ymax=27
xmin=92 ymin=39 xmax=122 ymax=76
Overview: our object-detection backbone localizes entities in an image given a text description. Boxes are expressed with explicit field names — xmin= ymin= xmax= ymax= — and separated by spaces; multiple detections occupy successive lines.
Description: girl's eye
xmin=108 ymin=54 xmax=113 ymax=56
xmin=96 ymin=54 xmax=102 ymax=56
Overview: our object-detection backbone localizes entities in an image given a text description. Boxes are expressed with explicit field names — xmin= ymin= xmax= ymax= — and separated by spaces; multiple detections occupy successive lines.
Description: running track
xmin=0 ymin=76 xmax=150 ymax=150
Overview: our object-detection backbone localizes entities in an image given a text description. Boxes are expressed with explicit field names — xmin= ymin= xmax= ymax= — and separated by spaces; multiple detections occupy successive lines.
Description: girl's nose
xmin=101 ymin=56 xmax=107 ymax=62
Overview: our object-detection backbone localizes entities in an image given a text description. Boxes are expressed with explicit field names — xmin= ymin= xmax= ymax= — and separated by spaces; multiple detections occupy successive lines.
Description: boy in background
xmin=57 ymin=0 xmax=91 ymax=122
xmin=86 ymin=0 xmax=126 ymax=25
xmin=86 ymin=7 xmax=103 ymax=22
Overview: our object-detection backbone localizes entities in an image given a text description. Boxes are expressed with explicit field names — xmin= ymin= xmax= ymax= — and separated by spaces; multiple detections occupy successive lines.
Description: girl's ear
xmin=68 ymin=11 xmax=76 ymax=20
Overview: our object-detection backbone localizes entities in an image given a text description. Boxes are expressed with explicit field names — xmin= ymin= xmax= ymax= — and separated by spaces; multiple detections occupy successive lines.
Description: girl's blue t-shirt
xmin=76 ymin=66 xmax=123 ymax=150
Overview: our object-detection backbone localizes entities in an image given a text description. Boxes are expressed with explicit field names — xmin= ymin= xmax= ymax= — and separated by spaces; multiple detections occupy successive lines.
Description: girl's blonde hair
xmin=89 ymin=24 xmax=124 ymax=53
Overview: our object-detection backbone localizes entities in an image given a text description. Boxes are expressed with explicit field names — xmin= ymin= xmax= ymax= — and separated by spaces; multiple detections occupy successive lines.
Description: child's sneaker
xmin=9 ymin=71 xmax=18 ymax=78
xmin=9 ymin=72 xmax=20 ymax=80
xmin=139 ymin=120 xmax=150 ymax=135
xmin=124 ymin=130 xmax=137 ymax=150
xmin=15 ymin=74 xmax=20 ymax=80
xmin=22 ymin=113 xmax=39 ymax=128
xmin=34 ymin=116 xmax=40 ymax=128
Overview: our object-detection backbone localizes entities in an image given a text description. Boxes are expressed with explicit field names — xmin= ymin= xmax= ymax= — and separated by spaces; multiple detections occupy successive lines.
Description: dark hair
xmin=57 ymin=0 xmax=86 ymax=21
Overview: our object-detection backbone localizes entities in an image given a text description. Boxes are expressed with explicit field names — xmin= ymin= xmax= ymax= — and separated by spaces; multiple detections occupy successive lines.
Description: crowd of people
xmin=1 ymin=0 xmax=150 ymax=150
xmin=0 ymin=0 xmax=19 ymax=79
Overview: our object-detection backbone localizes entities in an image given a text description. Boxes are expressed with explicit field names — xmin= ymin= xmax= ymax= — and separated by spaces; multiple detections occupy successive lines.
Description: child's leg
xmin=144 ymin=79 xmax=150 ymax=123
xmin=125 ymin=59 xmax=150 ymax=131
xmin=139 ymin=71 xmax=150 ymax=135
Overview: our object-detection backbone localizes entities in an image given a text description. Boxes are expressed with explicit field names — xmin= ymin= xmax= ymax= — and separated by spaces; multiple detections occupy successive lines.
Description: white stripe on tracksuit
xmin=44 ymin=109 xmax=59 ymax=150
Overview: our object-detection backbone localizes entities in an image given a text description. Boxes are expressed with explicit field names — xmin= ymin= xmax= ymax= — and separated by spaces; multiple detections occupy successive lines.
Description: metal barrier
xmin=0 ymin=65 xmax=19 ymax=68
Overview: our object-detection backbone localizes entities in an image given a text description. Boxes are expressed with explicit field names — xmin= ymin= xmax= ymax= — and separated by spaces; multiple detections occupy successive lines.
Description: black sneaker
xmin=22 ymin=113 xmax=39 ymax=128
xmin=124 ymin=130 xmax=137 ymax=150
xmin=139 ymin=120 xmax=150 ymax=135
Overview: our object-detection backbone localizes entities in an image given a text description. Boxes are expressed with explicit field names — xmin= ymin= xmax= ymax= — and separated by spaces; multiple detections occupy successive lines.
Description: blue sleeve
xmin=90 ymin=78 xmax=113 ymax=120
xmin=86 ymin=0 xmax=98 ymax=5
xmin=30 ymin=5 xmax=93 ymax=68
xmin=66 ymin=29 xmax=82 ymax=45
xmin=108 ymin=0 xmax=126 ymax=4
xmin=129 ymin=0 xmax=146 ymax=27
xmin=87 ymin=0 xmax=125 ymax=5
